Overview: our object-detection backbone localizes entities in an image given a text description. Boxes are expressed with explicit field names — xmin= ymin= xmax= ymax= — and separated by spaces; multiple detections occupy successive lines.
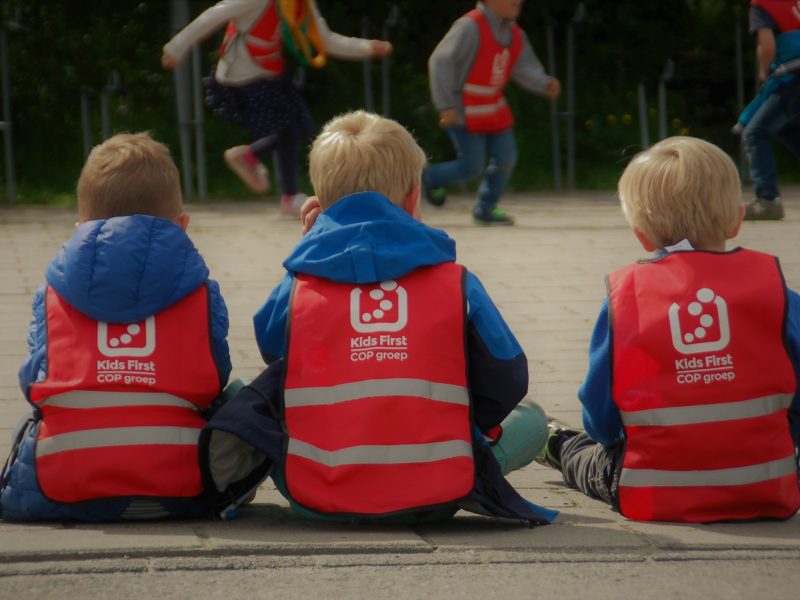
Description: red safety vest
xmin=283 ymin=263 xmax=474 ymax=516
xmin=220 ymin=1 xmax=287 ymax=74
xmin=752 ymin=0 xmax=800 ymax=33
xmin=28 ymin=286 xmax=222 ymax=504
xmin=608 ymin=250 xmax=800 ymax=522
xmin=462 ymin=9 xmax=523 ymax=133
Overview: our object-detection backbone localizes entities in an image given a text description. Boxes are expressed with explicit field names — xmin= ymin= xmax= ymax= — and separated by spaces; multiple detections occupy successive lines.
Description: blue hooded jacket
xmin=3 ymin=215 xmax=231 ymax=521
xmin=207 ymin=192 xmax=556 ymax=524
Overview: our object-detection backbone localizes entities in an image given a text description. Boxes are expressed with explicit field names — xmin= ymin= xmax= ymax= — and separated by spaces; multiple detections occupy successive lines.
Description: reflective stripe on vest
xmin=284 ymin=378 xmax=470 ymax=408
xmin=462 ymin=9 xmax=522 ymax=133
xmin=220 ymin=2 xmax=285 ymax=74
xmin=29 ymin=287 xmax=220 ymax=503
xmin=283 ymin=263 xmax=474 ymax=516
xmin=609 ymin=250 xmax=800 ymax=522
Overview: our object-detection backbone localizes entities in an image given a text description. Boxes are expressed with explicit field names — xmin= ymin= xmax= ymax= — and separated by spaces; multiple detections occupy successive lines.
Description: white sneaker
xmin=223 ymin=146 xmax=270 ymax=194
xmin=280 ymin=193 xmax=307 ymax=219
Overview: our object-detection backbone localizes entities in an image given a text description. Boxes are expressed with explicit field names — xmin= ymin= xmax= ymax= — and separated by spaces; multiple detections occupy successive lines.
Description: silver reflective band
xmin=288 ymin=439 xmax=472 ymax=467
xmin=463 ymin=82 xmax=499 ymax=96
xmin=620 ymin=455 xmax=797 ymax=488
xmin=620 ymin=394 xmax=793 ymax=427
xmin=40 ymin=391 xmax=198 ymax=411
xmin=464 ymin=98 xmax=508 ymax=115
xmin=36 ymin=427 xmax=201 ymax=458
xmin=285 ymin=378 xmax=469 ymax=408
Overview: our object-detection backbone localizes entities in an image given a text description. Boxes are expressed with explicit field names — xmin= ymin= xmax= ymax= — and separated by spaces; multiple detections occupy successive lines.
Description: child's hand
xmin=161 ymin=51 xmax=178 ymax=70
xmin=438 ymin=109 xmax=459 ymax=128
xmin=545 ymin=78 xmax=561 ymax=100
xmin=369 ymin=40 xmax=393 ymax=58
xmin=300 ymin=196 xmax=322 ymax=235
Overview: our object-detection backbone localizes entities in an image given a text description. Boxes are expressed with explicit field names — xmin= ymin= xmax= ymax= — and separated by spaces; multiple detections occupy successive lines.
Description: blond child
xmin=1 ymin=133 xmax=231 ymax=521
xmin=201 ymin=111 xmax=556 ymax=524
xmin=536 ymin=137 xmax=800 ymax=523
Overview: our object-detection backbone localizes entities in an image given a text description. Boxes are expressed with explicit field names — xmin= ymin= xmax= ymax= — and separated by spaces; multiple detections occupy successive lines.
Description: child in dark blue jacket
xmin=201 ymin=110 xmax=556 ymax=525
xmin=1 ymin=133 xmax=231 ymax=521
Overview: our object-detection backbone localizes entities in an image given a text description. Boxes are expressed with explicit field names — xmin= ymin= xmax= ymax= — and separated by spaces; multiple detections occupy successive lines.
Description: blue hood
xmin=46 ymin=215 xmax=209 ymax=323
xmin=284 ymin=192 xmax=456 ymax=283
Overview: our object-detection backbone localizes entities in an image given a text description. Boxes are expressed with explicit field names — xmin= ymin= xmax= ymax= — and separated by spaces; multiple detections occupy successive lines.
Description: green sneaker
xmin=423 ymin=184 xmax=447 ymax=207
xmin=473 ymin=205 xmax=515 ymax=226
xmin=535 ymin=417 xmax=579 ymax=471
xmin=744 ymin=197 xmax=784 ymax=221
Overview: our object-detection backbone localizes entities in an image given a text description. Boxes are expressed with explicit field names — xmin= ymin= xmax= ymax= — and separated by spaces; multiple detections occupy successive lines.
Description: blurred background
xmin=0 ymin=0 xmax=787 ymax=205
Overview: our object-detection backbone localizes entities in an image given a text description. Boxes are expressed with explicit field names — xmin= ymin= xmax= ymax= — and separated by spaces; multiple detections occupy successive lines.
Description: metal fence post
xmin=637 ymin=81 xmax=649 ymax=150
xmin=658 ymin=59 xmax=674 ymax=141
xmin=0 ymin=18 xmax=22 ymax=205
xmin=546 ymin=19 xmax=562 ymax=192
xmin=381 ymin=5 xmax=400 ymax=117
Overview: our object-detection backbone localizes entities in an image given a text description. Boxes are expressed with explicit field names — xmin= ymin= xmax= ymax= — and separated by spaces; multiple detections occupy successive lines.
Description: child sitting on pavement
xmin=536 ymin=136 xmax=800 ymax=523
xmin=0 ymin=133 xmax=232 ymax=521
xmin=200 ymin=110 xmax=557 ymax=524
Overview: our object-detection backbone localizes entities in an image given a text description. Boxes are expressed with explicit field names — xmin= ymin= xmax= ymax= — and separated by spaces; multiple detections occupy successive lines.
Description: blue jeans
xmin=423 ymin=126 xmax=518 ymax=211
xmin=743 ymin=81 xmax=800 ymax=200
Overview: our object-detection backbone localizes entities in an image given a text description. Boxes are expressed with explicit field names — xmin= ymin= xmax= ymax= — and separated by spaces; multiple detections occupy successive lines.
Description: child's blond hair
xmin=77 ymin=132 xmax=182 ymax=221
xmin=309 ymin=111 xmax=427 ymax=209
xmin=618 ymin=136 xmax=741 ymax=249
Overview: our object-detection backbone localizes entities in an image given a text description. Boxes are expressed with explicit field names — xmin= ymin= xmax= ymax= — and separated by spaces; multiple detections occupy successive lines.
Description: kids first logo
xmin=96 ymin=317 xmax=158 ymax=386
xmin=349 ymin=280 xmax=409 ymax=363
xmin=669 ymin=288 xmax=736 ymax=385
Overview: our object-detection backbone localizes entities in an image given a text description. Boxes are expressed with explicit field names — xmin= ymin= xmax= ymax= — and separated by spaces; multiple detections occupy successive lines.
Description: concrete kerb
xmin=0 ymin=191 xmax=798 ymax=572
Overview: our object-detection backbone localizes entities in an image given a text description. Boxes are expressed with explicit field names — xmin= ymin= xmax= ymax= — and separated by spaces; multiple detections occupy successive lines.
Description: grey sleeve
xmin=509 ymin=30 xmax=553 ymax=96
xmin=428 ymin=18 xmax=479 ymax=112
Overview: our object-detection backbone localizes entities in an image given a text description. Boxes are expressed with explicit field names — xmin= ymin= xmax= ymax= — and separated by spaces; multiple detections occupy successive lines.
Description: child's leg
xmin=559 ymin=432 xmax=621 ymax=505
xmin=476 ymin=129 xmax=517 ymax=212
xmin=490 ymin=400 xmax=548 ymax=475
xmin=422 ymin=127 xmax=487 ymax=193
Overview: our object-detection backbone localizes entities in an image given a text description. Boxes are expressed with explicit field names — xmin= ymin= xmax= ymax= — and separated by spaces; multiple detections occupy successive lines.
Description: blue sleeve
xmin=786 ymin=290 xmax=800 ymax=449
xmin=18 ymin=285 xmax=48 ymax=400
xmin=207 ymin=279 xmax=231 ymax=388
xmin=253 ymin=274 xmax=294 ymax=364
xmin=578 ymin=298 xmax=623 ymax=447
xmin=465 ymin=272 xmax=528 ymax=431
xmin=749 ymin=7 xmax=776 ymax=34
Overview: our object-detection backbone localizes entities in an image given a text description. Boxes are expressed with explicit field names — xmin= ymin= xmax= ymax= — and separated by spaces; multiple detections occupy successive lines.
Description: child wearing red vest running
xmin=200 ymin=110 xmax=557 ymax=525
xmin=535 ymin=136 xmax=800 ymax=523
xmin=162 ymin=0 xmax=391 ymax=217
xmin=0 ymin=133 xmax=232 ymax=522
xmin=422 ymin=0 xmax=560 ymax=225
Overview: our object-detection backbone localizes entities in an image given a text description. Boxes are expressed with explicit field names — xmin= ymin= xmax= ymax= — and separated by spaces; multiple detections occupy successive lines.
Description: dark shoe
xmin=423 ymin=182 xmax=447 ymax=207
xmin=535 ymin=417 xmax=579 ymax=471
xmin=473 ymin=205 xmax=515 ymax=226
xmin=744 ymin=197 xmax=784 ymax=221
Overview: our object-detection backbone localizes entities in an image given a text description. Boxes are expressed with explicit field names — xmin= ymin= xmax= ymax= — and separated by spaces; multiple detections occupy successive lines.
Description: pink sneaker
xmin=280 ymin=193 xmax=307 ymax=219
xmin=223 ymin=146 xmax=270 ymax=194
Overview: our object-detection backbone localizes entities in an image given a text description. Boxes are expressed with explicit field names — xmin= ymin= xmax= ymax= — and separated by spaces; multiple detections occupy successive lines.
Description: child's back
xmin=1 ymin=133 xmax=231 ymax=521
xmin=538 ymin=136 xmax=800 ymax=522
xmin=201 ymin=111 xmax=556 ymax=525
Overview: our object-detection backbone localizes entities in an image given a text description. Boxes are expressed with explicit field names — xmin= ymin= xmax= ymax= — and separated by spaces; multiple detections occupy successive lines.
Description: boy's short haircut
xmin=309 ymin=111 xmax=427 ymax=209
xmin=618 ymin=136 xmax=742 ymax=249
xmin=77 ymin=132 xmax=183 ymax=221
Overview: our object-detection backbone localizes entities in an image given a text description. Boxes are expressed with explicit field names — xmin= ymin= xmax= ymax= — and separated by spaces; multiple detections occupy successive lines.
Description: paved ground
xmin=1 ymin=191 xmax=799 ymax=599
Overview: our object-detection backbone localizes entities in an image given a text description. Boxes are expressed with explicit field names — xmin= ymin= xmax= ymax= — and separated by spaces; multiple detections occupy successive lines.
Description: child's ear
xmin=726 ymin=205 xmax=745 ymax=239
xmin=633 ymin=227 xmax=658 ymax=252
xmin=404 ymin=186 xmax=421 ymax=220
xmin=175 ymin=213 xmax=191 ymax=230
